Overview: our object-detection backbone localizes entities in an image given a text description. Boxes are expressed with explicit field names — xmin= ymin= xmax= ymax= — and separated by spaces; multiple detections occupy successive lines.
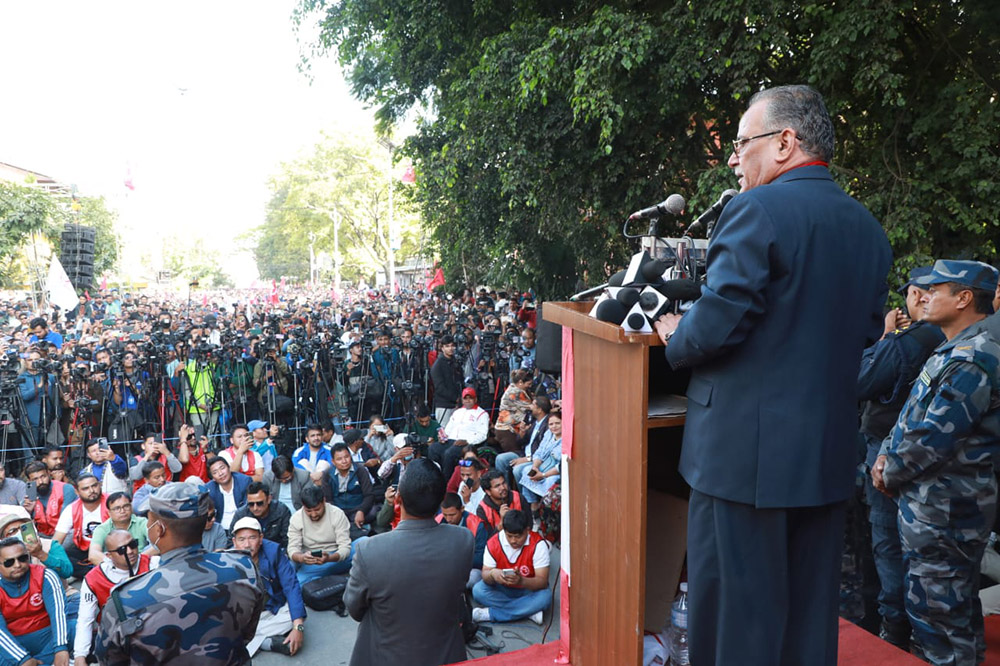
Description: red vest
xmin=84 ymin=554 xmax=152 ymax=620
xmin=224 ymin=446 xmax=256 ymax=477
xmin=179 ymin=448 xmax=209 ymax=483
xmin=477 ymin=491 xmax=523 ymax=533
xmin=71 ymin=498 xmax=110 ymax=551
xmin=435 ymin=511 xmax=483 ymax=537
xmin=391 ymin=495 xmax=402 ymax=529
xmin=32 ymin=481 xmax=66 ymax=536
xmin=132 ymin=454 xmax=173 ymax=493
xmin=0 ymin=565 xmax=50 ymax=635
xmin=486 ymin=531 xmax=542 ymax=580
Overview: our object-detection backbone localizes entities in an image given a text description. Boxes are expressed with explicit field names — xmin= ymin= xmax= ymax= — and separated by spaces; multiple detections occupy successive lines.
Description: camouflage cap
xmin=148 ymin=482 xmax=212 ymax=519
xmin=898 ymin=265 xmax=934 ymax=294
xmin=915 ymin=260 xmax=999 ymax=292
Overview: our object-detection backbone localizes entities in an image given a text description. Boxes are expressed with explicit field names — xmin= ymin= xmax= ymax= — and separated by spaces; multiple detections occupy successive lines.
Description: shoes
xmin=529 ymin=610 xmax=544 ymax=625
xmin=472 ymin=607 xmax=491 ymax=623
xmin=878 ymin=618 xmax=911 ymax=651
xmin=268 ymin=636 xmax=293 ymax=656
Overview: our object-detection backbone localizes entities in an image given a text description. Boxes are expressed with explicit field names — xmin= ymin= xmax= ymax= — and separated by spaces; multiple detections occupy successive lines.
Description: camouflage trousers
xmin=899 ymin=498 xmax=994 ymax=666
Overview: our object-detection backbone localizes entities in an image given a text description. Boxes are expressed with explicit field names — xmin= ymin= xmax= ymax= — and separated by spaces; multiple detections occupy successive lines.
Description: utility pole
xmin=377 ymin=138 xmax=397 ymax=292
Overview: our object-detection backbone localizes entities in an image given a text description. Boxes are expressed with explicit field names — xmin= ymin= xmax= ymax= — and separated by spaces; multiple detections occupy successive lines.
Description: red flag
xmin=100 ymin=277 xmax=108 ymax=291
xmin=426 ymin=267 xmax=445 ymax=291
xmin=270 ymin=280 xmax=279 ymax=306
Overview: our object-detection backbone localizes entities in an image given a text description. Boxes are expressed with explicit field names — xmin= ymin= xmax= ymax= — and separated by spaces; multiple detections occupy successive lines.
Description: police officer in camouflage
xmin=872 ymin=260 xmax=1000 ymax=666
xmin=95 ymin=482 xmax=265 ymax=665
xmin=858 ymin=265 xmax=944 ymax=648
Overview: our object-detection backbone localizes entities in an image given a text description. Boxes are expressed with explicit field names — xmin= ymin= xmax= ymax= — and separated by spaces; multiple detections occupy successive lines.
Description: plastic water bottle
xmin=668 ymin=582 xmax=689 ymax=666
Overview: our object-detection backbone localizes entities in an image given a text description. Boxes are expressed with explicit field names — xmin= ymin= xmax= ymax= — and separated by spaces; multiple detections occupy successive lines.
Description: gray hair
xmin=749 ymin=85 xmax=835 ymax=162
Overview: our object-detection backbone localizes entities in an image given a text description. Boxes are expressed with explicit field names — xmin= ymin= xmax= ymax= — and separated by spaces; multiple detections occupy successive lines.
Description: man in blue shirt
xmin=231 ymin=517 xmax=306 ymax=656
xmin=28 ymin=318 xmax=63 ymax=350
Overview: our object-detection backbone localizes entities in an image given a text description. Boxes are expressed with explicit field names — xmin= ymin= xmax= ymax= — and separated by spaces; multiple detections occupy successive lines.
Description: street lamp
xmin=377 ymin=137 xmax=397 ymax=292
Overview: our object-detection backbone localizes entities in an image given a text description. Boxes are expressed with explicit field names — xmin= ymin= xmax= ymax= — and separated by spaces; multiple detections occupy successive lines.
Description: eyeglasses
xmin=111 ymin=539 xmax=139 ymax=556
xmin=247 ymin=500 xmax=267 ymax=507
xmin=731 ymin=130 xmax=782 ymax=155
xmin=109 ymin=504 xmax=131 ymax=513
xmin=1 ymin=554 xmax=29 ymax=567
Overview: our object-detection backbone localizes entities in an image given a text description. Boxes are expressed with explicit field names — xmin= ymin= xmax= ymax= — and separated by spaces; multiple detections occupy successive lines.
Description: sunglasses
xmin=111 ymin=539 xmax=139 ymax=556
xmin=2 ymin=554 xmax=29 ymax=567
xmin=458 ymin=459 xmax=475 ymax=467
xmin=247 ymin=501 xmax=267 ymax=507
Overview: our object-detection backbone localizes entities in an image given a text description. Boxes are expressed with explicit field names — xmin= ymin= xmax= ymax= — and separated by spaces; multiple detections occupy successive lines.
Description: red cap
xmin=461 ymin=387 xmax=477 ymax=401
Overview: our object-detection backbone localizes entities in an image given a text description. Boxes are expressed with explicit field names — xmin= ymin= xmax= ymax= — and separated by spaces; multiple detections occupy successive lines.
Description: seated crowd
xmin=0 ymin=392 xmax=563 ymax=664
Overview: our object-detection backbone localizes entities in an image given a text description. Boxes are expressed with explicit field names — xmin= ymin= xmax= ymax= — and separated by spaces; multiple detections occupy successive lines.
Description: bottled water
xmin=668 ymin=582 xmax=689 ymax=666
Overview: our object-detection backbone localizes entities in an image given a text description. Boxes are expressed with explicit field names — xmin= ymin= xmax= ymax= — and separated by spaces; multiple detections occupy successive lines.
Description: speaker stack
xmin=60 ymin=223 xmax=96 ymax=290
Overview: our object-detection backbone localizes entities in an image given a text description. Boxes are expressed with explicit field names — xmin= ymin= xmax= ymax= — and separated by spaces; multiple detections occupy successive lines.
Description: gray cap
xmin=914 ymin=260 xmax=999 ymax=292
xmin=148 ymin=482 xmax=212 ymax=519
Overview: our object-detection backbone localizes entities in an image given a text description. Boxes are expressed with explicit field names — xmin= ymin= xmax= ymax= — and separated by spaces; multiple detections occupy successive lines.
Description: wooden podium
xmin=544 ymin=301 xmax=690 ymax=666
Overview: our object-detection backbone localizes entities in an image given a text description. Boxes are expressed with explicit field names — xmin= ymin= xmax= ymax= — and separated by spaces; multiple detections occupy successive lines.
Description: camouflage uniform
xmin=881 ymin=260 xmax=1000 ymax=666
xmin=95 ymin=483 xmax=265 ymax=665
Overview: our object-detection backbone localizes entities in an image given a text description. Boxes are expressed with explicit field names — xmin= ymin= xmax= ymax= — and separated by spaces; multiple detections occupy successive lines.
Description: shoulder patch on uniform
xmin=918 ymin=369 xmax=931 ymax=386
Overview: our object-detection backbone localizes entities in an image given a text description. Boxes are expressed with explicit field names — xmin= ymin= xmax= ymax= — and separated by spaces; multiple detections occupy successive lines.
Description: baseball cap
xmin=898 ymin=265 xmax=934 ymax=294
xmin=461 ymin=387 xmax=477 ymax=401
xmin=247 ymin=420 xmax=268 ymax=432
xmin=231 ymin=516 xmax=262 ymax=534
xmin=393 ymin=433 xmax=410 ymax=449
xmin=148 ymin=482 xmax=212 ymax=519
xmin=915 ymin=260 xmax=999 ymax=292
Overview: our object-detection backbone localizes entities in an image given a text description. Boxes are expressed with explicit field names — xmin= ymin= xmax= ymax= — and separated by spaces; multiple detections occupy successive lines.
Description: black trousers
xmin=687 ymin=489 xmax=846 ymax=666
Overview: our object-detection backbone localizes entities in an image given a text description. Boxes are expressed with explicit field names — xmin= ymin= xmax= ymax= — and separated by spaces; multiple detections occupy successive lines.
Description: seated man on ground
xmin=79 ymin=439 xmax=129 ymax=496
xmin=472 ymin=508 xmax=551 ymax=625
xmin=438 ymin=492 xmax=488 ymax=589
xmin=131 ymin=461 xmax=168 ymax=516
xmin=0 ymin=461 xmax=27 ymax=507
xmin=0 ymin=537 xmax=70 ymax=666
xmin=0 ymin=508 xmax=73 ymax=580
xmin=202 ymin=506 xmax=230 ymax=552
xmin=74 ymin=529 xmax=157 ymax=666
xmin=205 ymin=455 xmax=252 ymax=532
xmin=230 ymin=482 xmax=292 ymax=549
xmin=292 ymin=425 xmax=333 ymax=485
xmin=23 ymin=462 xmax=76 ymax=538
xmin=476 ymin=470 xmax=525 ymax=537
xmin=129 ymin=433 xmax=181 ymax=492
xmin=219 ymin=423 xmax=265 ymax=483
xmin=52 ymin=473 xmax=107 ymax=579
xmin=264 ymin=455 xmax=312 ymax=513
xmin=325 ymin=443 xmax=377 ymax=538
xmin=87 ymin=492 xmax=148 ymax=566
xmin=287 ymin=485 xmax=361 ymax=585
xmin=231 ymin=517 xmax=306 ymax=658
xmin=458 ymin=458 xmax=486 ymax=514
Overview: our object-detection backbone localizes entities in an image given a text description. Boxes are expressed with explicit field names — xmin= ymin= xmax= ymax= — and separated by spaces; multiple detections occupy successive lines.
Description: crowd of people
xmin=0 ymin=284 xmax=564 ymax=664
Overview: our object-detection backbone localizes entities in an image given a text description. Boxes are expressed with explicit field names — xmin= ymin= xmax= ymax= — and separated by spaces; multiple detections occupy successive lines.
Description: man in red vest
xmin=438 ymin=492 xmax=488 ymax=589
xmin=476 ymin=470 xmax=524 ymax=537
xmin=74 ymin=529 xmax=156 ymax=665
xmin=52 ymin=473 xmax=108 ymax=579
xmin=472 ymin=508 xmax=551 ymax=625
xmin=219 ymin=424 xmax=264 ymax=483
xmin=0 ymin=537 xmax=69 ymax=666
xmin=22 ymin=462 xmax=77 ymax=538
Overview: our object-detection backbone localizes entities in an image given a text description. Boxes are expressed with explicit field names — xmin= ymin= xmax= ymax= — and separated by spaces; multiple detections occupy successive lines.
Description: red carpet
xmin=462 ymin=621 xmax=932 ymax=665
xmin=985 ymin=616 xmax=1000 ymax=666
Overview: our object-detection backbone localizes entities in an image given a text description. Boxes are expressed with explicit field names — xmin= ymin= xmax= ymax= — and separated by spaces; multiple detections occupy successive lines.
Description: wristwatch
xmin=295 ymin=624 xmax=305 ymax=632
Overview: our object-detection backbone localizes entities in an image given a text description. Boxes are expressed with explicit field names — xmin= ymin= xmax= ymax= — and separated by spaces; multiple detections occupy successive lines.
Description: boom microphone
xmin=688 ymin=189 xmax=738 ymax=233
xmin=628 ymin=193 xmax=686 ymax=220
xmin=594 ymin=298 xmax=628 ymax=325
xmin=656 ymin=279 xmax=703 ymax=302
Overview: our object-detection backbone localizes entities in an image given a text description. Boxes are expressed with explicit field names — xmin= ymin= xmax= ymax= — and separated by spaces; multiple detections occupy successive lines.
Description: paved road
xmin=254 ymin=546 xmax=563 ymax=665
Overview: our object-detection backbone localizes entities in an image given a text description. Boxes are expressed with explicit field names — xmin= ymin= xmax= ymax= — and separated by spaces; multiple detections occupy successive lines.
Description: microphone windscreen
xmin=608 ymin=269 xmax=627 ymax=287
xmin=616 ymin=287 xmax=640 ymax=307
xmin=640 ymin=258 xmax=668 ymax=283
xmin=664 ymin=193 xmax=686 ymax=215
xmin=626 ymin=312 xmax=647 ymax=330
xmin=594 ymin=298 xmax=628 ymax=325
xmin=657 ymin=279 xmax=703 ymax=302
xmin=638 ymin=291 xmax=659 ymax=310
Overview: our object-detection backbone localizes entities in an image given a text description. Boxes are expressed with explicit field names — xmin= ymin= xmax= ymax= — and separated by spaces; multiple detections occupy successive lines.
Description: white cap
xmin=231 ymin=516 xmax=262 ymax=534
xmin=393 ymin=433 xmax=410 ymax=449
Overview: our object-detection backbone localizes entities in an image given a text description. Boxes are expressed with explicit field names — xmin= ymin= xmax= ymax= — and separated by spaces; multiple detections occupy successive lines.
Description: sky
xmin=0 ymin=1 xmax=377 ymax=284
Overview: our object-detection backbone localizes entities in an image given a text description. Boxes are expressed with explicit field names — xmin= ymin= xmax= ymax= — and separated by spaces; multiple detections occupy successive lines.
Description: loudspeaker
xmin=60 ymin=224 xmax=96 ymax=290
xmin=534 ymin=304 xmax=562 ymax=375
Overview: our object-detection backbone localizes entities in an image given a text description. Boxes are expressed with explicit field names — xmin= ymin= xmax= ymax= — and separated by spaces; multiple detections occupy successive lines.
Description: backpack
xmin=300 ymin=574 xmax=349 ymax=616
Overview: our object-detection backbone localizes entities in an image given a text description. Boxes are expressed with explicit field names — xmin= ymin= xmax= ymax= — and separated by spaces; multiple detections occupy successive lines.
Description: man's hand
xmin=52 ymin=651 xmax=69 ymax=666
xmin=269 ymin=424 xmax=280 ymax=438
xmin=653 ymin=313 xmax=683 ymax=345
xmin=882 ymin=308 xmax=911 ymax=338
xmin=496 ymin=569 xmax=520 ymax=587
xmin=499 ymin=503 xmax=510 ymax=518
xmin=459 ymin=482 xmax=472 ymax=503
xmin=299 ymin=553 xmax=323 ymax=565
xmin=23 ymin=658 xmax=41 ymax=666
xmin=75 ymin=656 xmax=89 ymax=666
xmin=354 ymin=510 xmax=365 ymax=528
xmin=25 ymin=537 xmax=44 ymax=561
xmin=384 ymin=486 xmax=397 ymax=502
xmin=364 ymin=458 xmax=380 ymax=468
xmin=283 ymin=625 xmax=304 ymax=655
xmin=392 ymin=447 xmax=413 ymax=463
xmin=871 ymin=454 xmax=894 ymax=496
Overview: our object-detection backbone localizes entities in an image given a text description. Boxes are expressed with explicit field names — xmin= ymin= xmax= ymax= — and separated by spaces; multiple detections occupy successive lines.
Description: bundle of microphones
xmin=584 ymin=188 xmax=739 ymax=333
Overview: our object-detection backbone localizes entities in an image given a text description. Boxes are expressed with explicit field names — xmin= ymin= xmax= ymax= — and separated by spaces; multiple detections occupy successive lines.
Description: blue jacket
xmin=206 ymin=472 xmax=253 ymax=519
xmin=257 ymin=538 xmax=307 ymax=619
xmin=665 ymin=165 xmax=892 ymax=508
xmin=292 ymin=444 xmax=332 ymax=473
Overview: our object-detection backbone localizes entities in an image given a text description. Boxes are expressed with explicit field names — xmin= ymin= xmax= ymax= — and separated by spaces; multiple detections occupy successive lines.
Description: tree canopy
xmin=297 ymin=0 xmax=1000 ymax=300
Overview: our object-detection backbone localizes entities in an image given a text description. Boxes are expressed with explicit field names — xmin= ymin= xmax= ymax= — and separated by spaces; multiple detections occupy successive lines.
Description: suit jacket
xmin=345 ymin=518 xmax=473 ymax=666
xmin=665 ymin=165 xmax=891 ymax=508
xmin=262 ymin=468 xmax=312 ymax=511
xmin=206 ymin=472 xmax=253 ymax=519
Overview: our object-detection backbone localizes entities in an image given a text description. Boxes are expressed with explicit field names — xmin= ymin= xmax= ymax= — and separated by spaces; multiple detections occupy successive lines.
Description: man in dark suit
xmin=654 ymin=85 xmax=892 ymax=666
xmin=344 ymin=458 xmax=473 ymax=666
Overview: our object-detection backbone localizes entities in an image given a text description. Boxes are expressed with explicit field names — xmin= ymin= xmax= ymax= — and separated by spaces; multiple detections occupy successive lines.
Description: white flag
xmin=46 ymin=256 xmax=79 ymax=311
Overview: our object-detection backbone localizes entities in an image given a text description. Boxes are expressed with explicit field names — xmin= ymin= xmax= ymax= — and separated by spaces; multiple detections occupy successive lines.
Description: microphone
xmin=626 ymin=312 xmax=647 ymax=330
xmin=616 ymin=288 xmax=641 ymax=308
xmin=655 ymin=279 xmax=703 ymax=302
xmin=688 ymin=189 xmax=738 ymax=233
xmin=593 ymin=298 xmax=628 ymax=325
xmin=640 ymin=258 xmax=669 ymax=284
xmin=608 ymin=269 xmax=628 ymax=287
xmin=628 ymin=193 xmax=685 ymax=220
xmin=638 ymin=291 xmax=660 ymax=311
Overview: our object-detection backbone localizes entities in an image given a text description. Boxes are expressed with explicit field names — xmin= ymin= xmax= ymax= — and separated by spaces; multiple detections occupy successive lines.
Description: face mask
xmin=148 ymin=520 xmax=162 ymax=551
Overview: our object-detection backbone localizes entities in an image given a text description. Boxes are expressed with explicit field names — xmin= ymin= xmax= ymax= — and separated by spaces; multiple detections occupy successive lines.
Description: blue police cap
xmin=915 ymin=260 xmax=999 ymax=292
xmin=898 ymin=265 xmax=934 ymax=294
xmin=148 ymin=482 xmax=212 ymax=519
